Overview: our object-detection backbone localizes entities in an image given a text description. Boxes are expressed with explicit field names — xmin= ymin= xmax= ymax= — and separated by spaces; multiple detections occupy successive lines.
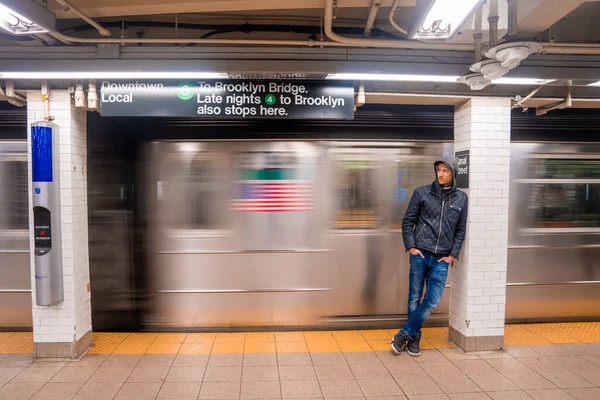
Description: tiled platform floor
xmin=0 ymin=323 xmax=598 ymax=399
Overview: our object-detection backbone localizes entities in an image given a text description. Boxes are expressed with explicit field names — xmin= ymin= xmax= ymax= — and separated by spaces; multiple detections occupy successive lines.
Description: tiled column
xmin=27 ymin=91 xmax=92 ymax=358
xmin=449 ymin=97 xmax=511 ymax=352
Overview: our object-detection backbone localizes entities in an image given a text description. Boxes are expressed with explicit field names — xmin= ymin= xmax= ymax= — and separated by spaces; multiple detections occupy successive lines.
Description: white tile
xmin=482 ymin=304 xmax=499 ymax=312
xmin=490 ymin=328 xmax=505 ymax=336
xmin=483 ymin=319 xmax=503 ymax=328
xmin=473 ymin=328 xmax=491 ymax=336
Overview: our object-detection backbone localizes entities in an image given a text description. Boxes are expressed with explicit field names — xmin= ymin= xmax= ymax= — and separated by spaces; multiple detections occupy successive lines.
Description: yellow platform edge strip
xmin=1 ymin=322 xmax=599 ymax=355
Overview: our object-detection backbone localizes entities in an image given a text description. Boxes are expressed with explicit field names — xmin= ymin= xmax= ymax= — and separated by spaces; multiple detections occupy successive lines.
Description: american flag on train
xmin=231 ymin=180 xmax=315 ymax=212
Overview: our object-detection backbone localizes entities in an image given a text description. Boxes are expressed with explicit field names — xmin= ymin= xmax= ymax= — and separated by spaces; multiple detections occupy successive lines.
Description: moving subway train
xmin=1 ymin=110 xmax=599 ymax=330
xmin=142 ymin=139 xmax=600 ymax=329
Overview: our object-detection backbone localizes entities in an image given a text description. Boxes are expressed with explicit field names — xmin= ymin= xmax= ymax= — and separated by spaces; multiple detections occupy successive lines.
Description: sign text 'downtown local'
xmin=99 ymin=80 xmax=355 ymax=119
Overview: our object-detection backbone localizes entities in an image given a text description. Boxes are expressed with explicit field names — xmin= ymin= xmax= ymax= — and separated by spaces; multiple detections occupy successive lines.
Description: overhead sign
xmin=455 ymin=150 xmax=469 ymax=189
xmin=99 ymin=79 xmax=354 ymax=119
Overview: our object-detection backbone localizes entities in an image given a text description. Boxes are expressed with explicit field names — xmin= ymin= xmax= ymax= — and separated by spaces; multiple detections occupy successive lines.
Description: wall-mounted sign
xmin=99 ymin=79 xmax=354 ymax=119
xmin=455 ymin=150 xmax=469 ymax=189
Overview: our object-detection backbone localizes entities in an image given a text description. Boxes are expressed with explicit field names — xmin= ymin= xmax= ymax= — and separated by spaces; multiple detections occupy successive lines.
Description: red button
xmin=40 ymin=231 xmax=45 ymax=236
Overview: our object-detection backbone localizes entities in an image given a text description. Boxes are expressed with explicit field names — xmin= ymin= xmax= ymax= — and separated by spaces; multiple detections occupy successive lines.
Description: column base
xmin=34 ymin=330 xmax=93 ymax=359
xmin=449 ymin=327 xmax=504 ymax=352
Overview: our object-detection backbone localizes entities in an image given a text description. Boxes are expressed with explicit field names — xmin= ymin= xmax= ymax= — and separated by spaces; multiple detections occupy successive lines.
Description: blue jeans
xmin=395 ymin=250 xmax=449 ymax=339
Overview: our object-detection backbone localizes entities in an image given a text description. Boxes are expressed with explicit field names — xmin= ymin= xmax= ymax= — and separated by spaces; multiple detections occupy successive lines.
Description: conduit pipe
xmin=488 ymin=0 xmax=499 ymax=48
xmin=541 ymin=45 xmax=600 ymax=54
xmin=473 ymin=5 xmax=484 ymax=62
xmin=363 ymin=0 xmax=380 ymax=37
xmin=42 ymin=0 xmax=600 ymax=55
xmin=355 ymin=81 xmax=366 ymax=111
xmin=536 ymin=81 xmax=572 ymax=116
xmin=324 ymin=0 xmax=471 ymax=50
xmin=0 ymin=82 xmax=26 ymax=107
xmin=55 ymin=0 xmax=111 ymax=37
xmin=46 ymin=0 xmax=472 ymax=51
xmin=388 ymin=0 xmax=408 ymax=36
xmin=507 ymin=0 xmax=518 ymax=41
xmin=41 ymin=81 xmax=53 ymax=121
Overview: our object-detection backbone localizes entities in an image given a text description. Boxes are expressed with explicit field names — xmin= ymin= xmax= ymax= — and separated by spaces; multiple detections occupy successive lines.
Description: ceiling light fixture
xmin=0 ymin=72 xmax=229 ymax=79
xmin=326 ymin=73 xmax=460 ymax=83
xmin=411 ymin=0 xmax=485 ymax=40
xmin=0 ymin=0 xmax=55 ymax=35
xmin=470 ymin=59 xmax=510 ymax=81
xmin=458 ymin=73 xmax=490 ymax=91
xmin=486 ymin=42 xmax=543 ymax=69
xmin=492 ymin=78 xmax=556 ymax=85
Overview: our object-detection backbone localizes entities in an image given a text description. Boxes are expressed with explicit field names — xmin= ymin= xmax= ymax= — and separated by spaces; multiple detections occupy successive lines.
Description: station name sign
xmin=99 ymin=79 xmax=354 ymax=119
xmin=455 ymin=150 xmax=469 ymax=189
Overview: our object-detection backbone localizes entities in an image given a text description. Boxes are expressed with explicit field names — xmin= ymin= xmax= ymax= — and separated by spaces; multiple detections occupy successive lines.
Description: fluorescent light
xmin=412 ymin=0 xmax=484 ymax=40
xmin=0 ymin=0 xmax=55 ymax=35
xmin=0 ymin=72 xmax=229 ymax=79
xmin=587 ymin=81 xmax=600 ymax=87
xmin=326 ymin=73 xmax=459 ymax=83
xmin=492 ymin=78 xmax=556 ymax=85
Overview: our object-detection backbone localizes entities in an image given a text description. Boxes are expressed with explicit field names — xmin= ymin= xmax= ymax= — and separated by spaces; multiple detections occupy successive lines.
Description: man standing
xmin=392 ymin=156 xmax=468 ymax=357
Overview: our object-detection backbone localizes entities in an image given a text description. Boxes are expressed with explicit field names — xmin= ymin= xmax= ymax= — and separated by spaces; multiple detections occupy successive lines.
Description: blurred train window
xmin=3 ymin=162 xmax=28 ymax=230
xmin=530 ymin=158 xmax=600 ymax=179
xmin=175 ymin=155 xmax=224 ymax=230
xmin=334 ymin=158 xmax=378 ymax=229
xmin=524 ymin=183 xmax=600 ymax=228
xmin=519 ymin=157 xmax=600 ymax=229
xmin=391 ymin=165 xmax=410 ymax=230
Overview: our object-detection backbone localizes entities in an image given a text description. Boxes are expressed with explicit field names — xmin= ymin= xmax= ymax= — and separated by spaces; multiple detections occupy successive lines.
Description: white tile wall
xmin=449 ymin=97 xmax=511 ymax=339
xmin=27 ymin=91 xmax=91 ymax=344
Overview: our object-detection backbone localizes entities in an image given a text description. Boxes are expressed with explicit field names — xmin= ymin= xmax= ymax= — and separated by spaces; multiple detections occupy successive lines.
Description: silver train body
xmin=144 ymin=140 xmax=600 ymax=328
xmin=1 ymin=139 xmax=599 ymax=329
xmin=0 ymin=141 xmax=31 ymax=328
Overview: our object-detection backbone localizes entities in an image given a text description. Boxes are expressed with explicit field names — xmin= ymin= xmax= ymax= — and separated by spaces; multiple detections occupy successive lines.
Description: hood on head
xmin=433 ymin=156 xmax=459 ymax=191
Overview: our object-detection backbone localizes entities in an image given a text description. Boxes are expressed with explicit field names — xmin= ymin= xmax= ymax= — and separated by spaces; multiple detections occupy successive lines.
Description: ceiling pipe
xmin=512 ymin=84 xmax=543 ymax=109
xmin=31 ymin=1 xmax=597 ymax=55
xmin=49 ymin=30 xmax=324 ymax=46
xmin=41 ymin=80 xmax=53 ymax=121
xmin=47 ymin=29 xmax=600 ymax=54
xmin=473 ymin=5 xmax=484 ymax=62
xmin=54 ymin=0 xmax=111 ymax=37
xmin=0 ymin=82 xmax=26 ymax=107
xmin=541 ymin=45 xmax=600 ymax=54
xmin=535 ymin=81 xmax=572 ymax=116
xmin=388 ymin=0 xmax=408 ymax=36
xmin=363 ymin=0 xmax=381 ymax=37
xmin=506 ymin=0 xmax=518 ymax=41
xmin=488 ymin=0 xmax=499 ymax=48
xmin=324 ymin=0 xmax=471 ymax=50
xmin=47 ymin=7 xmax=474 ymax=51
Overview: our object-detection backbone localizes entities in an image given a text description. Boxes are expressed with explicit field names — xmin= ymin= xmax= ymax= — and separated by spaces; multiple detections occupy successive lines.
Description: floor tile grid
xmin=0 ymin=353 xmax=152 ymax=400
xmin=406 ymin=349 xmax=492 ymax=398
xmin=2 ymin=348 xmax=600 ymax=399
xmin=471 ymin=345 xmax=600 ymax=399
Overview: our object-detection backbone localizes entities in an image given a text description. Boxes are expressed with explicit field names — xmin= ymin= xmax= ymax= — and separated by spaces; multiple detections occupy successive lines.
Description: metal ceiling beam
xmin=0 ymin=51 xmax=599 ymax=81
xmin=517 ymin=0 xmax=585 ymax=35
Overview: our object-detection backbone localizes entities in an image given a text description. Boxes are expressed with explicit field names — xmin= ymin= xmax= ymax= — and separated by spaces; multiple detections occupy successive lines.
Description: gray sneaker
xmin=407 ymin=333 xmax=421 ymax=357
xmin=391 ymin=333 xmax=411 ymax=355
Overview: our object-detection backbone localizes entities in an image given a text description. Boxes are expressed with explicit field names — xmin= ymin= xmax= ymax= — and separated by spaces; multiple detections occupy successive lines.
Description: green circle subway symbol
xmin=176 ymin=82 xmax=195 ymax=100
xmin=265 ymin=93 xmax=276 ymax=105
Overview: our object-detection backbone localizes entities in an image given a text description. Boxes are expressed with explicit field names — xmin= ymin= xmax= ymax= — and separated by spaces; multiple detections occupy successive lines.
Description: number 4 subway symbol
xmin=265 ymin=94 xmax=276 ymax=105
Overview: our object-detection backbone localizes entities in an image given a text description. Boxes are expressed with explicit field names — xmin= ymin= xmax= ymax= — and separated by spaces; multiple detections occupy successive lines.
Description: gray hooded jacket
xmin=401 ymin=156 xmax=468 ymax=258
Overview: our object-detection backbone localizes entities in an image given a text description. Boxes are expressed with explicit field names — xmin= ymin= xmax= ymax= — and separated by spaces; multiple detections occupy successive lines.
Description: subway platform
xmin=0 ymin=323 xmax=599 ymax=400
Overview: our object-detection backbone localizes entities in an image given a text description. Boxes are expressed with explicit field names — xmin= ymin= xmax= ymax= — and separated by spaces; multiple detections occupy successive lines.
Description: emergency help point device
xmin=31 ymin=121 xmax=64 ymax=306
